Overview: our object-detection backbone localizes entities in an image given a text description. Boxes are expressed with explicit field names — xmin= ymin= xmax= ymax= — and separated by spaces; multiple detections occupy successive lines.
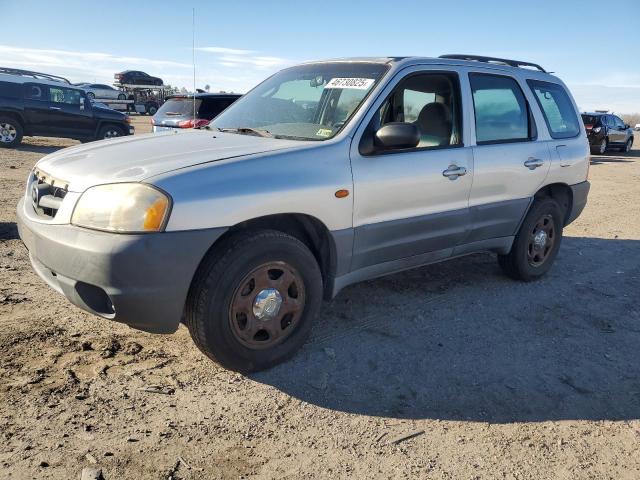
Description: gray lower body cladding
xmin=17 ymin=199 xmax=226 ymax=334
xmin=566 ymin=181 xmax=590 ymax=225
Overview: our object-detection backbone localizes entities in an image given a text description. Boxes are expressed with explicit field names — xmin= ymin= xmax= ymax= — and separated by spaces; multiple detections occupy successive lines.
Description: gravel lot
xmin=1 ymin=116 xmax=639 ymax=479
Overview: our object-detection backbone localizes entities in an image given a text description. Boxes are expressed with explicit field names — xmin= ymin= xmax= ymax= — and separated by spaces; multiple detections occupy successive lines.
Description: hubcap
xmin=104 ymin=129 xmax=120 ymax=138
xmin=253 ymin=288 xmax=283 ymax=320
xmin=229 ymin=261 xmax=305 ymax=349
xmin=527 ymin=213 xmax=555 ymax=267
xmin=0 ymin=123 xmax=17 ymax=143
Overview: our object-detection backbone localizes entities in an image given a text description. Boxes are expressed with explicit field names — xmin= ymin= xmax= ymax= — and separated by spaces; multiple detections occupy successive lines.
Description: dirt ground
xmin=1 ymin=116 xmax=639 ymax=479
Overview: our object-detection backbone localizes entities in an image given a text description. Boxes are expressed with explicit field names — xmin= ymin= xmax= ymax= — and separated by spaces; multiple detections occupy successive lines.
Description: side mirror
xmin=374 ymin=122 xmax=420 ymax=150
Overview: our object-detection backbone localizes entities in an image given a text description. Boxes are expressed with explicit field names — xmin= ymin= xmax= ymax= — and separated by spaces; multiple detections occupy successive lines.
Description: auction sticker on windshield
xmin=325 ymin=78 xmax=375 ymax=90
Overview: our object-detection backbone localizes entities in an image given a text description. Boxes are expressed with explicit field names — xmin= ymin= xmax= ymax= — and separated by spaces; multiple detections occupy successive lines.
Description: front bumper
xmin=566 ymin=181 xmax=590 ymax=225
xmin=17 ymin=198 xmax=226 ymax=333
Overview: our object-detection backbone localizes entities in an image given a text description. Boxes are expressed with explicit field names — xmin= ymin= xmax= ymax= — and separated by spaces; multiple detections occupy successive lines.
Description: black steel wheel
xmin=185 ymin=230 xmax=322 ymax=372
xmin=498 ymin=197 xmax=563 ymax=281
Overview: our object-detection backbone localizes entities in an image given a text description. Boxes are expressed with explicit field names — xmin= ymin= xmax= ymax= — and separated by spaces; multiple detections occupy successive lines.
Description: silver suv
xmin=17 ymin=55 xmax=590 ymax=372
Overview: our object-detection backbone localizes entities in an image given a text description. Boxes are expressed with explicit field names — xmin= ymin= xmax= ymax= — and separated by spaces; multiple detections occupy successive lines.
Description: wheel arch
xmin=0 ymin=110 xmax=26 ymax=129
xmin=200 ymin=213 xmax=339 ymax=300
xmin=534 ymin=182 xmax=573 ymax=226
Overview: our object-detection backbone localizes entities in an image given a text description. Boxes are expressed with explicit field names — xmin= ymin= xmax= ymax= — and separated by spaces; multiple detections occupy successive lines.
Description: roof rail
xmin=0 ymin=67 xmax=71 ymax=84
xmin=439 ymin=55 xmax=546 ymax=73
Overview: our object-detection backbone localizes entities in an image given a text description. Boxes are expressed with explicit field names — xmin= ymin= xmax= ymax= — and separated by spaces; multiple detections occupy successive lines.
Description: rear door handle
xmin=524 ymin=158 xmax=544 ymax=170
xmin=49 ymin=106 xmax=61 ymax=110
xmin=442 ymin=165 xmax=467 ymax=180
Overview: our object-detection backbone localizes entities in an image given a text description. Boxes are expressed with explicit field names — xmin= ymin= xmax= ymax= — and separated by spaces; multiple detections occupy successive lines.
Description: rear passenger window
xmin=470 ymin=74 xmax=532 ymax=144
xmin=527 ymin=80 xmax=580 ymax=139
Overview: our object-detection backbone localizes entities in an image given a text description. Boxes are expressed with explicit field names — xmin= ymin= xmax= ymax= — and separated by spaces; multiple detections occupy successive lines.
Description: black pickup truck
xmin=0 ymin=68 xmax=133 ymax=148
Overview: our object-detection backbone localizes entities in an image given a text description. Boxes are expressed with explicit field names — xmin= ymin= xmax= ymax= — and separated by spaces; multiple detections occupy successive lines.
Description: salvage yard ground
xmin=1 ymin=116 xmax=639 ymax=479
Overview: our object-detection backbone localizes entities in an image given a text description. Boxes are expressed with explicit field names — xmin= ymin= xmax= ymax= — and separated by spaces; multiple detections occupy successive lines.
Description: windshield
xmin=211 ymin=62 xmax=389 ymax=140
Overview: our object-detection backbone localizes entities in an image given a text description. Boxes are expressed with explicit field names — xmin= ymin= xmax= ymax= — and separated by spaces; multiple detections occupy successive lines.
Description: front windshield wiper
xmin=214 ymin=127 xmax=273 ymax=138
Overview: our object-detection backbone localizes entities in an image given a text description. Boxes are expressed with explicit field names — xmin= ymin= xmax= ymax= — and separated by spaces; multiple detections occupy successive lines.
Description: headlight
xmin=72 ymin=183 xmax=171 ymax=233
xmin=593 ymin=127 xmax=601 ymax=133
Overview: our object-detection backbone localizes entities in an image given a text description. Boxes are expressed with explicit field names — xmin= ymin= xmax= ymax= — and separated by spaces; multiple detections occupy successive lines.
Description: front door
xmin=349 ymin=68 xmax=473 ymax=271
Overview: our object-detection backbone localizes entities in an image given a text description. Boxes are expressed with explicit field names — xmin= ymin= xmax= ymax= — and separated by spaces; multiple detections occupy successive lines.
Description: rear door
xmin=23 ymin=84 xmax=64 ymax=136
xmin=46 ymin=86 xmax=95 ymax=138
xmin=465 ymin=72 xmax=550 ymax=244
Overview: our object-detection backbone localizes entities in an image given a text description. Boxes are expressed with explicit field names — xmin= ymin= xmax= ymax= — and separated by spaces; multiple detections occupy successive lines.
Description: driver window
xmin=377 ymin=72 xmax=461 ymax=148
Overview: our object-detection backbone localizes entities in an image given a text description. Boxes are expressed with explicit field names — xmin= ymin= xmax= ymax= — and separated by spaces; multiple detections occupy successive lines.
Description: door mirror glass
xmin=374 ymin=122 xmax=420 ymax=150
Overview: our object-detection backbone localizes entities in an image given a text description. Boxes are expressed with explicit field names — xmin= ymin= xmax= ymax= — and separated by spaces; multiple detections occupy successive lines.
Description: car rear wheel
xmin=117 ymin=93 xmax=126 ymax=100
xmin=592 ymin=138 xmax=607 ymax=155
xmin=86 ymin=92 xmax=95 ymax=100
xmin=146 ymin=104 xmax=158 ymax=116
xmin=97 ymin=125 xmax=125 ymax=140
xmin=185 ymin=230 xmax=323 ymax=372
xmin=498 ymin=197 xmax=563 ymax=281
xmin=0 ymin=117 xmax=23 ymax=148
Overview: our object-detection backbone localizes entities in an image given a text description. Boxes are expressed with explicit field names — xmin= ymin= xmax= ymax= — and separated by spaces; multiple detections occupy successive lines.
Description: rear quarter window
xmin=527 ymin=80 xmax=581 ymax=139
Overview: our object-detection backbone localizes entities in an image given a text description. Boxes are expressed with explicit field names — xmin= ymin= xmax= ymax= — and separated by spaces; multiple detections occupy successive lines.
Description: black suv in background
xmin=115 ymin=70 xmax=163 ymax=86
xmin=582 ymin=112 xmax=634 ymax=155
xmin=151 ymin=93 xmax=241 ymax=131
xmin=0 ymin=69 xmax=133 ymax=148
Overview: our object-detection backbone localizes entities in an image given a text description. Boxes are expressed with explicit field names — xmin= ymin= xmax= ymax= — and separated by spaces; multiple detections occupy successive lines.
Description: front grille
xmin=30 ymin=169 xmax=69 ymax=219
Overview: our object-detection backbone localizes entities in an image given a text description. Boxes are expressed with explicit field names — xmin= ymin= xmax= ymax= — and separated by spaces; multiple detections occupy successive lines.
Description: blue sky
xmin=1 ymin=0 xmax=639 ymax=112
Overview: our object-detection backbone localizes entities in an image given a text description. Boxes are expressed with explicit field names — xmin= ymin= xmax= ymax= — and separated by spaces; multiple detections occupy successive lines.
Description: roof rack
xmin=439 ymin=55 xmax=546 ymax=73
xmin=0 ymin=67 xmax=71 ymax=84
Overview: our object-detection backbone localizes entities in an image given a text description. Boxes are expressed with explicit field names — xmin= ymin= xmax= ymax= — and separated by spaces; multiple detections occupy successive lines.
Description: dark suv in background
xmin=582 ymin=112 xmax=634 ymax=154
xmin=0 ymin=68 xmax=133 ymax=148
xmin=151 ymin=93 xmax=241 ymax=131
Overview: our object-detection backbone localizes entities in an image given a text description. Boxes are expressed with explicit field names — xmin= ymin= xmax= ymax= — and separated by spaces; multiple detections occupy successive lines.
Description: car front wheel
xmin=498 ymin=197 xmax=563 ymax=281
xmin=623 ymin=138 xmax=633 ymax=153
xmin=185 ymin=230 xmax=323 ymax=372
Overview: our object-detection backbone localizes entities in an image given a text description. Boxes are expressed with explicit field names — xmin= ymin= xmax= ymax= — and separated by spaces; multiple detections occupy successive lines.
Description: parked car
xmin=0 ymin=71 xmax=133 ymax=147
xmin=115 ymin=70 xmax=163 ymax=86
xmin=151 ymin=93 xmax=241 ymax=131
xmin=635 ymin=123 xmax=640 ymax=131
xmin=17 ymin=55 xmax=589 ymax=372
xmin=581 ymin=112 xmax=634 ymax=154
xmin=75 ymin=83 xmax=127 ymax=100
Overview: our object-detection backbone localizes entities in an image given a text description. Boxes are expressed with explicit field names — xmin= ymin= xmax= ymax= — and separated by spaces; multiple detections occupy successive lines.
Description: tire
xmin=146 ymin=104 xmax=158 ymax=116
xmin=591 ymin=138 xmax=607 ymax=155
xmin=97 ymin=124 xmax=125 ymax=140
xmin=86 ymin=92 xmax=95 ymax=100
xmin=623 ymin=138 xmax=633 ymax=153
xmin=185 ymin=230 xmax=323 ymax=372
xmin=0 ymin=116 xmax=24 ymax=148
xmin=117 ymin=93 xmax=126 ymax=100
xmin=498 ymin=197 xmax=564 ymax=281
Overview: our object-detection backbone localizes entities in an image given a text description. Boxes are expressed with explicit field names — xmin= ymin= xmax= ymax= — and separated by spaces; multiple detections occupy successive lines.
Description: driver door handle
xmin=524 ymin=157 xmax=544 ymax=170
xmin=442 ymin=165 xmax=467 ymax=180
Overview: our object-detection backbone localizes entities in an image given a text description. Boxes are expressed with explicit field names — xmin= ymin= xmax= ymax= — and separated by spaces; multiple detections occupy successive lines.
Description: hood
xmin=35 ymin=129 xmax=299 ymax=192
